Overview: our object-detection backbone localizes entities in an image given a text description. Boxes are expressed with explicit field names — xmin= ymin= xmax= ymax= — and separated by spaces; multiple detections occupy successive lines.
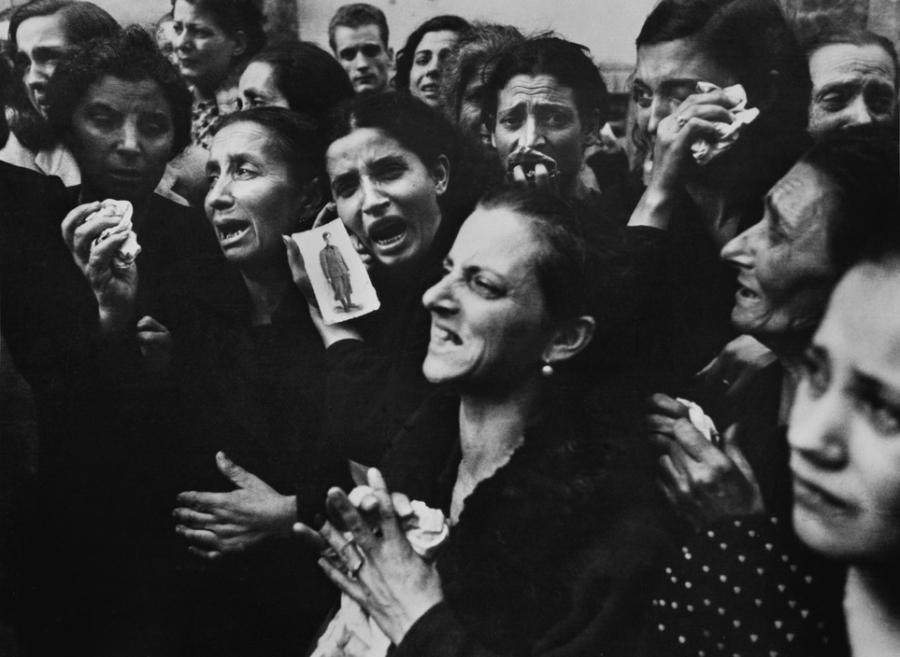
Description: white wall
xmin=298 ymin=0 xmax=657 ymax=65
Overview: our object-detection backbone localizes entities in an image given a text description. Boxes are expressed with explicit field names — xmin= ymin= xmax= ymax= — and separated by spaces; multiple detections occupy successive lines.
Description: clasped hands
xmin=295 ymin=468 xmax=444 ymax=646
xmin=646 ymin=393 xmax=764 ymax=528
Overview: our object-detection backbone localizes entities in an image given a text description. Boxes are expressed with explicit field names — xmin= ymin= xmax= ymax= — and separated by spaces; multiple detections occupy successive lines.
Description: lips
xmin=430 ymin=321 xmax=462 ymax=348
xmin=215 ymin=218 xmax=252 ymax=246
xmin=792 ymin=472 xmax=854 ymax=514
xmin=367 ymin=217 xmax=408 ymax=251
xmin=418 ymin=83 xmax=440 ymax=97
xmin=506 ymin=148 xmax=559 ymax=183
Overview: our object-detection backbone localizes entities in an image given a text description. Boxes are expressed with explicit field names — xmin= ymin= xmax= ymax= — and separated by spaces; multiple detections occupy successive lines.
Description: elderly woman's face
xmin=788 ymin=263 xmax=900 ymax=564
xmin=421 ymin=206 xmax=553 ymax=387
xmin=205 ymin=121 xmax=306 ymax=269
xmin=172 ymin=0 xmax=243 ymax=94
xmin=69 ymin=75 xmax=174 ymax=203
xmin=326 ymin=127 xmax=447 ymax=270
xmin=720 ymin=162 xmax=837 ymax=344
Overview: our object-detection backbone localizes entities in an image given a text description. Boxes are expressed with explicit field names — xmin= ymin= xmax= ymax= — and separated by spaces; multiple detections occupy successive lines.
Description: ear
xmin=296 ymin=177 xmax=325 ymax=224
xmin=542 ymin=315 xmax=596 ymax=366
xmin=581 ymin=108 xmax=602 ymax=148
xmin=429 ymin=154 xmax=450 ymax=197
xmin=231 ymin=30 xmax=248 ymax=60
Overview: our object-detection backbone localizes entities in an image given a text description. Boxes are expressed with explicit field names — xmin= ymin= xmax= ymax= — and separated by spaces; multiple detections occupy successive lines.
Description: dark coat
xmin=143 ymin=254 xmax=339 ymax=657
xmin=382 ymin=390 xmax=674 ymax=657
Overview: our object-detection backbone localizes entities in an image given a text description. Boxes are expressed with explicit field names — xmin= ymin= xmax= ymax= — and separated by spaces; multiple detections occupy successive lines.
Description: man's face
xmin=333 ymin=24 xmax=392 ymax=94
xmin=491 ymin=73 xmax=591 ymax=197
xmin=808 ymin=43 xmax=898 ymax=137
xmin=15 ymin=13 xmax=72 ymax=117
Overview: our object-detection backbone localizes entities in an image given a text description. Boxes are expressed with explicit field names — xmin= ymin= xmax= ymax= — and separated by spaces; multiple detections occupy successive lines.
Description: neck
xmin=845 ymin=565 xmax=900 ymax=656
xmin=240 ymin=263 xmax=292 ymax=326
xmin=457 ymin=377 xmax=540 ymax=482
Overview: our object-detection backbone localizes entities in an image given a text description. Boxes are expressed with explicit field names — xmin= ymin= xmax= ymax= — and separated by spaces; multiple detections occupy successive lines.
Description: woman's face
xmin=326 ymin=127 xmax=447 ymax=270
xmin=789 ymin=263 xmax=900 ymax=565
xmin=172 ymin=0 xmax=244 ymax=94
xmin=15 ymin=12 xmax=71 ymax=117
xmin=69 ymin=76 xmax=174 ymax=203
xmin=633 ymin=37 xmax=738 ymax=141
xmin=239 ymin=61 xmax=290 ymax=110
xmin=421 ymin=206 xmax=554 ymax=388
xmin=205 ymin=121 xmax=306 ymax=269
xmin=409 ymin=29 xmax=459 ymax=108
xmin=720 ymin=162 xmax=837 ymax=345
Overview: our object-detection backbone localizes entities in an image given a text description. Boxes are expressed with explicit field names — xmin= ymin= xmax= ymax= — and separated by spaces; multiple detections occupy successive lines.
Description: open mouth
xmin=216 ymin=218 xmax=252 ymax=246
xmin=506 ymin=148 xmax=559 ymax=184
xmin=419 ymin=83 xmax=439 ymax=97
xmin=431 ymin=323 xmax=462 ymax=346
xmin=368 ymin=217 xmax=408 ymax=250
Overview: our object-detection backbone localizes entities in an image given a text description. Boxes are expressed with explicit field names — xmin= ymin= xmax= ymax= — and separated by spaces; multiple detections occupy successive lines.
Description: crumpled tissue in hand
xmin=311 ymin=489 xmax=451 ymax=657
xmin=91 ymin=199 xmax=140 ymax=270
xmin=690 ymin=82 xmax=760 ymax=166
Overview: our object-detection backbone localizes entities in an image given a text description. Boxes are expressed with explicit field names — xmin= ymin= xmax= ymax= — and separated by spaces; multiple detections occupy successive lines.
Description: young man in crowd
xmin=328 ymin=3 xmax=393 ymax=95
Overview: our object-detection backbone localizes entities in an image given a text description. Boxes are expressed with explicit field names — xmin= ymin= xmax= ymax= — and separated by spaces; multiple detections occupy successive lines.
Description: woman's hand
xmin=695 ymin=334 xmax=777 ymax=400
xmin=629 ymin=88 xmax=739 ymax=231
xmin=647 ymin=394 xmax=764 ymax=526
xmin=296 ymin=468 xmax=444 ymax=645
xmin=61 ymin=201 xmax=138 ymax=334
xmin=173 ymin=451 xmax=297 ymax=560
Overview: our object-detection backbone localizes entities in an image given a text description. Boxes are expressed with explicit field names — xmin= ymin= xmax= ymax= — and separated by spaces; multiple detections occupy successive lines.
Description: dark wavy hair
xmin=481 ymin=36 xmax=610 ymax=130
xmin=442 ymin=22 xmax=525 ymax=126
xmin=5 ymin=0 xmax=120 ymax=150
xmin=248 ymin=41 xmax=353 ymax=133
xmin=170 ymin=0 xmax=266 ymax=63
xmin=801 ymin=124 xmax=900 ymax=275
xmin=47 ymin=26 xmax=192 ymax=158
xmin=212 ymin=107 xmax=328 ymax=193
xmin=394 ymin=15 xmax=471 ymax=94
xmin=328 ymin=3 xmax=389 ymax=51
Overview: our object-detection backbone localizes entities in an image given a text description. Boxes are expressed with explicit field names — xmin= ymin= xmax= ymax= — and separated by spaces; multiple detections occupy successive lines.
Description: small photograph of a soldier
xmin=319 ymin=231 xmax=354 ymax=312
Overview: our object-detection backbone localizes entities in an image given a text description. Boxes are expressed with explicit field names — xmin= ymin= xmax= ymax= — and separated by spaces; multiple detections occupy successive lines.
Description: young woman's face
xmin=409 ymin=29 xmax=459 ymax=108
xmin=171 ymin=0 xmax=244 ymax=94
xmin=789 ymin=263 xmax=900 ymax=566
xmin=421 ymin=206 xmax=554 ymax=389
xmin=15 ymin=12 xmax=71 ymax=117
xmin=69 ymin=76 xmax=174 ymax=203
xmin=326 ymin=127 xmax=447 ymax=270
xmin=205 ymin=121 xmax=306 ymax=269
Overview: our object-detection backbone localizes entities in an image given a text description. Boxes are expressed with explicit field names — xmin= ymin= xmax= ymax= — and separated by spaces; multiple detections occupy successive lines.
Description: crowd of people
xmin=0 ymin=0 xmax=897 ymax=656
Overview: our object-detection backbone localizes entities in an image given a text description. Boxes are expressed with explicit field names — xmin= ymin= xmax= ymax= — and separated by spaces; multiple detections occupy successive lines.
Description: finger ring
xmin=721 ymin=377 xmax=732 ymax=388
xmin=676 ymin=116 xmax=688 ymax=128
xmin=339 ymin=540 xmax=365 ymax=579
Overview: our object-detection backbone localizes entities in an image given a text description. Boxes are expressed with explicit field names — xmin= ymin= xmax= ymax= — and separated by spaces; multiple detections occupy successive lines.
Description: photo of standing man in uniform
xmin=319 ymin=231 xmax=354 ymax=312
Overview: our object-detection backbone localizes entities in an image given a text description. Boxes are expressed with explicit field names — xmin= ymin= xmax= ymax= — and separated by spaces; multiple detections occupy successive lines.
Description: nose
xmin=720 ymin=220 xmax=759 ymax=268
xmin=24 ymin=60 xmax=49 ymax=88
xmin=646 ymin=95 xmax=669 ymax=138
xmin=520 ymin=114 xmax=545 ymax=149
xmin=353 ymin=51 xmax=370 ymax=71
xmin=424 ymin=56 xmax=441 ymax=79
xmin=843 ymin=94 xmax=874 ymax=127
xmin=360 ymin=176 xmax=389 ymax=216
xmin=422 ymin=272 xmax=459 ymax=314
xmin=173 ymin=28 xmax=191 ymax=53
xmin=787 ymin=381 xmax=849 ymax=471
xmin=117 ymin=120 xmax=141 ymax=154
xmin=206 ymin=174 xmax=234 ymax=212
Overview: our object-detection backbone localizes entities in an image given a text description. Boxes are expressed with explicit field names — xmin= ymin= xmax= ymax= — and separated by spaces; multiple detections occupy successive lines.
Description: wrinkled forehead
xmin=497 ymin=74 xmax=578 ymax=110
xmin=809 ymin=43 xmax=897 ymax=89
xmin=768 ymin=162 xmax=838 ymax=228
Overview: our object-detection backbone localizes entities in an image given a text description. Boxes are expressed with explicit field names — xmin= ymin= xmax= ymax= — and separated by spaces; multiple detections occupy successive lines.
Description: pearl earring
xmin=541 ymin=361 xmax=554 ymax=377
